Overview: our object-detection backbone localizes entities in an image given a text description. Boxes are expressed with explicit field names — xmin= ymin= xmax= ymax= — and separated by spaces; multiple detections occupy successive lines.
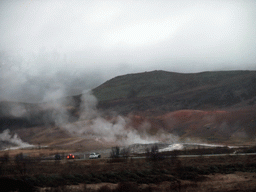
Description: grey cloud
xmin=0 ymin=0 xmax=256 ymax=102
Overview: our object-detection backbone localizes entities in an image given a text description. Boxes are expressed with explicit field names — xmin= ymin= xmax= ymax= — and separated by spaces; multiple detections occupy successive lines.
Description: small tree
xmin=120 ymin=147 xmax=131 ymax=160
xmin=0 ymin=152 xmax=9 ymax=175
xmin=171 ymin=150 xmax=179 ymax=163
xmin=110 ymin=146 xmax=120 ymax=158
xmin=0 ymin=152 xmax=9 ymax=164
xmin=15 ymin=153 xmax=29 ymax=175
xmin=146 ymin=144 xmax=164 ymax=161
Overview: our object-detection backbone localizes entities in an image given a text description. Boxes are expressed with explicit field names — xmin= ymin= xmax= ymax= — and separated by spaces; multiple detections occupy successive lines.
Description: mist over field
xmin=0 ymin=0 xmax=256 ymax=102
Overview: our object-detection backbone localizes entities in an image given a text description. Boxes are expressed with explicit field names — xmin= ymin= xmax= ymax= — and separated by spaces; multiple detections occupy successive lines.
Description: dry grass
xmin=0 ymin=148 xmax=71 ymax=158
xmin=1 ymin=147 xmax=256 ymax=192
xmin=1 ymin=154 xmax=256 ymax=191
xmin=38 ymin=173 xmax=256 ymax=192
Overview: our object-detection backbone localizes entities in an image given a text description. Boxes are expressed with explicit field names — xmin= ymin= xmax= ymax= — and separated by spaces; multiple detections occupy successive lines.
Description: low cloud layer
xmin=1 ymin=0 xmax=256 ymax=102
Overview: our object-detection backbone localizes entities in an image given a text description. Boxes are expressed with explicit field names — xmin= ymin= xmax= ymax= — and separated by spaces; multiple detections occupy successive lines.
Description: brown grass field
xmin=1 ymin=148 xmax=256 ymax=192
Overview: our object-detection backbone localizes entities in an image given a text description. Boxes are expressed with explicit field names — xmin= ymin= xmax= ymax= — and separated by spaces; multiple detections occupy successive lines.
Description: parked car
xmin=89 ymin=153 xmax=101 ymax=159
xmin=67 ymin=154 xmax=75 ymax=159
xmin=55 ymin=154 xmax=61 ymax=160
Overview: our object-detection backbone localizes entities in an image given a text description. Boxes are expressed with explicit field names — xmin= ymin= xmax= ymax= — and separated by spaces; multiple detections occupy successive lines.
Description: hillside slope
xmin=1 ymin=70 xmax=256 ymax=149
xmin=93 ymin=70 xmax=256 ymax=114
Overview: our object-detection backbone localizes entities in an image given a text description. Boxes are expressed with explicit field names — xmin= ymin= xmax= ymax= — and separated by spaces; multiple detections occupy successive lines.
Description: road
xmin=40 ymin=152 xmax=256 ymax=162
xmin=178 ymin=152 xmax=256 ymax=158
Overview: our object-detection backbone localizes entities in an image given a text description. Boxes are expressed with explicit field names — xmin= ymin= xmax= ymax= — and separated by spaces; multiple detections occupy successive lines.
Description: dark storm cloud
xmin=0 ymin=0 xmax=255 ymax=102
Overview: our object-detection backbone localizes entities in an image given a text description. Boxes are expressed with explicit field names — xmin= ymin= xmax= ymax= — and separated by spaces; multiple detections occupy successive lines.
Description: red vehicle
xmin=67 ymin=154 xmax=75 ymax=159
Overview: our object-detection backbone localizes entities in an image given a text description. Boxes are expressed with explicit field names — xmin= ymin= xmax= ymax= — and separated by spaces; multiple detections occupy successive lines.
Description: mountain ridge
xmin=93 ymin=70 xmax=256 ymax=114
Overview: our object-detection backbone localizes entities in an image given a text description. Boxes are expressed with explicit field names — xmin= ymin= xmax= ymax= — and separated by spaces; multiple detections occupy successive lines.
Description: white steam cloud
xmin=0 ymin=90 xmax=179 ymax=150
xmin=0 ymin=129 xmax=33 ymax=150
xmin=59 ymin=91 xmax=178 ymax=145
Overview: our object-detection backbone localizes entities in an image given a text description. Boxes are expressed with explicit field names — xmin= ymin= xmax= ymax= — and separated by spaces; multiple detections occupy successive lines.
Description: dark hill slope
xmin=93 ymin=70 xmax=256 ymax=114
xmin=1 ymin=70 xmax=255 ymax=130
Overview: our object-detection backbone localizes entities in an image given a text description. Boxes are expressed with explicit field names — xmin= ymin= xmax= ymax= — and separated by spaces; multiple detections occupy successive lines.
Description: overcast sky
xmin=0 ymin=0 xmax=256 ymax=102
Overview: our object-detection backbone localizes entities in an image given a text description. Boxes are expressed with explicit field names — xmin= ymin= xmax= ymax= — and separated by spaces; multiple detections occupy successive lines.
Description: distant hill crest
xmin=93 ymin=70 xmax=256 ymax=114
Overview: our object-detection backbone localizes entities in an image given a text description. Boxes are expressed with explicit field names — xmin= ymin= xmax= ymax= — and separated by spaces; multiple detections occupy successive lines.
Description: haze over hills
xmin=0 ymin=70 xmax=256 ymax=150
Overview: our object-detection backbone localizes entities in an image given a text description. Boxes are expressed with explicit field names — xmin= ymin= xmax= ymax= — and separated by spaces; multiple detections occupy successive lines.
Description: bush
xmin=98 ymin=185 xmax=112 ymax=192
xmin=110 ymin=146 xmax=120 ymax=159
xmin=120 ymin=147 xmax=130 ymax=159
xmin=178 ymin=171 xmax=203 ymax=181
xmin=114 ymin=182 xmax=138 ymax=192
xmin=145 ymin=145 xmax=165 ymax=161
xmin=0 ymin=152 xmax=9 ymax=164
xmin=0 ymin=177 xmax=37 ymax=192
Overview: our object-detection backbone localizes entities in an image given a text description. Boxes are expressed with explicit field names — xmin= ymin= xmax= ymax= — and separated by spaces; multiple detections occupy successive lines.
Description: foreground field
xmin=42 ymin=172 xmax=256 ymax=192
xmin=1 ymin=152 xmax=256 ymax=191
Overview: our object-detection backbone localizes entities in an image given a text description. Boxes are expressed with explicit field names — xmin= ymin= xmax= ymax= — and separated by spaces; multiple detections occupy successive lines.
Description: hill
xmin=0 ymin=70 xmax=256 ymax=150
xmin=93 ymin=70 xmax=256 ymax=114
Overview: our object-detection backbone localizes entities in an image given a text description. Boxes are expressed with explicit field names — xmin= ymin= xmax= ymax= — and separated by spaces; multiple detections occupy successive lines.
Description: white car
xmin=89 ymin=152 xmax=101 ymax=159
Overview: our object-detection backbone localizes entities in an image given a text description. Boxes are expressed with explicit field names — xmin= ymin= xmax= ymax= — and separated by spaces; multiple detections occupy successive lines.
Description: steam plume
xmin=60 ymin=91 xmax=178 ymax=145
xmin=0 ymin=129 xmax=33 ymax=150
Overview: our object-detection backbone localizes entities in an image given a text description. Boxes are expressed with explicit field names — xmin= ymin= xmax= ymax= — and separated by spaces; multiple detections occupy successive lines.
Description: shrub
xmin=139 ymin=186 xmax=154 ymax=192
xmin=114 ymin=182 xmax=138 ymax=192
xmin=97 ymin=185 xmax=112 ymax=192
xmin=0 ymin=177 xmax=37 ymax=192
xmin=110 ymin=146 xmax=120 ymax=159
xmin=178 ymin=171 xmax=202 ymax=181
xmin=0 ymin=152 xmax=9 ymax=164
xmin=120 ymin=147 xmax=131 ymax=159
xmin=145 ymin=144 xmax=165 ymax=161
xmin=14 ymin=153 xmax=36 ymax=175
